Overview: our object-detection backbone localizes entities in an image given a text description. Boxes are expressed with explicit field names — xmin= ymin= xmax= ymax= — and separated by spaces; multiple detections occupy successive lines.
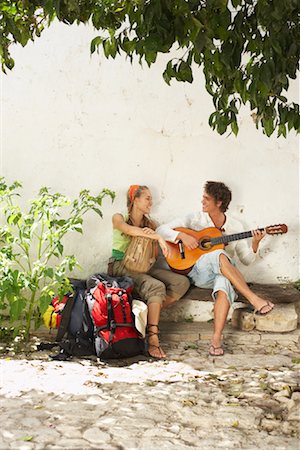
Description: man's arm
xmin=251 ymin=229 xmax=266 ymax=253
xmin=233 ymin=223 xmax=266 ymax=265
xmin=156 ymin=214 xmax=199 ymax=250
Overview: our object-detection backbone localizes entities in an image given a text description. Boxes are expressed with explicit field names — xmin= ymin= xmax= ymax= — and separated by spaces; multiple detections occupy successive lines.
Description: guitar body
xmin=166 ymin=227 xmax=225 ymax=273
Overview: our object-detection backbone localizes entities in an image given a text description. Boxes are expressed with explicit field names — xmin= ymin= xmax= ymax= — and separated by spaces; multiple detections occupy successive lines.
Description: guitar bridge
xmin=178 ymin=240 xmax=185 ymax=259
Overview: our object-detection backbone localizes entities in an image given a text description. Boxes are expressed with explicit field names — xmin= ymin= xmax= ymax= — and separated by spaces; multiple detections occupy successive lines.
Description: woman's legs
xmin=112 ymin=263 xmax=171 ymax=358
xmin=147 ymin=302 xmax=166 ymax=358
xmin=131 ymin=272 xmax=167 ymax=358
xmin=149 ymin=268 xmax=190 ymax=309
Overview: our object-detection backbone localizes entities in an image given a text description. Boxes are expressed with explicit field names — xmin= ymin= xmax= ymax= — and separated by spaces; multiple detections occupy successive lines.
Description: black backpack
xmin=38 ymin=278 xmax=95 ymax=360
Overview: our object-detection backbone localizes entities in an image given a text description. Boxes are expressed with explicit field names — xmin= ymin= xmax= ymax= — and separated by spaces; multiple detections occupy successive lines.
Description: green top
xmin=112 ymin=213 xmax=131 ymax=260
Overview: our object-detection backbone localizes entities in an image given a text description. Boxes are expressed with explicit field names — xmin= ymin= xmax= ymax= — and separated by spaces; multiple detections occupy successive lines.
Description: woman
xmin=110 ymin=185 xmax=190 ymax=359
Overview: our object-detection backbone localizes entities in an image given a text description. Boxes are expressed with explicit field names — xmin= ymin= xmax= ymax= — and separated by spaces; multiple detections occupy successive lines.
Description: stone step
xmin=159 ymin=321 xmax=300 ymax=346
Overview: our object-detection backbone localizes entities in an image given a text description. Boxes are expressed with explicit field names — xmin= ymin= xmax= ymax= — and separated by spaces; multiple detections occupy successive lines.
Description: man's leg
xmin=219 ymin=254 xmax=274 ymax=313
xmin=210 ymin=290 xmax=230 ymax=355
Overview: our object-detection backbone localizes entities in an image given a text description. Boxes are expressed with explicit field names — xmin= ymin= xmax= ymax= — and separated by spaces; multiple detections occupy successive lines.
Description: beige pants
xmin=111 ymin=260 xmax=190 ymax=306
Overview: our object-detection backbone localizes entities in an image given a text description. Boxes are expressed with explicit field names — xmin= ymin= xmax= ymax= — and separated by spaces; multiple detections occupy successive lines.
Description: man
xmin=157 ymin=181 xmax=274 ymax=356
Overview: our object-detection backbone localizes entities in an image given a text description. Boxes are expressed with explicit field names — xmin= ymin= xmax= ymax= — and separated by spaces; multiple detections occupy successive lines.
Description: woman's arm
xmin=112 ymin=213 xmax=169 ymax=255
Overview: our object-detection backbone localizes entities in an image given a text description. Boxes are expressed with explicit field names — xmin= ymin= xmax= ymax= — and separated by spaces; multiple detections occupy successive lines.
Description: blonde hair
xmin=126 ymin=185 xmax=155 ymax=230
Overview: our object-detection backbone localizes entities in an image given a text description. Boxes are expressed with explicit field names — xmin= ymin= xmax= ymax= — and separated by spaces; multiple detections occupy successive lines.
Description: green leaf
xmin=18 ymin=436 xmax=33 ymax=442
xmin=92 ymin=207 xmax=103 ymax=217
xmin=195 ymin=30 xmax=207 ymax=53
xmin=39 ymin=295 xmax=51 ymax=315
xmin=277 ymin=124 xmax=287 ymax=138
xmin=263 ymin=117 xmax=275 ymax=137
xmin=90 ymin=36 xmax=103 ymax=54
xmin=216 ymin=115 xmax=229 ymax=135
xmin=45 ymin=268 xmax=54 ymax=278
xmin=10 ymin=298 xmax=26 ymax=322
xmin=145 ymin=51 xmax=157 ymax=67
xmin=57 ymin=242 xmax=63 ymax=255
xmin=231 ymin=121 xmax=239 ymax=136
xmin=177 ymin=61 xmax=193 ymax=83
xmin=103 ymin=40 xmax=111 ymax=58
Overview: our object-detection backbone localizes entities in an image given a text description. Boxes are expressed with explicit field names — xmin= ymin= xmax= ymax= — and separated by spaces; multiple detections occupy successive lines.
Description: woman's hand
xmin=158 ymin=236 xmax=169 ymax=258
xmin=252 ymin=228 xmax=266 ymax=253
xmin=142 ymin=227 xmax=156 ymax=235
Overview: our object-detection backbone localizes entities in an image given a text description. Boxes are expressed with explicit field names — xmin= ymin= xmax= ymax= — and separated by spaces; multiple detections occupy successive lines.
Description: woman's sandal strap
xmin=147 ymin=324 xmax=160 ymax=337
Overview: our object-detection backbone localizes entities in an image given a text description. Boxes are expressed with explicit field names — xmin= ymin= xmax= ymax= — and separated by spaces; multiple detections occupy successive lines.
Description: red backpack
xmin=86 ymin=273 xmax=145 ymax=359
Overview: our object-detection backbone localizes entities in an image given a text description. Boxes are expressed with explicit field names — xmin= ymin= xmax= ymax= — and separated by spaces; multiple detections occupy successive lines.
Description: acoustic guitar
xmin=165 ymin=224 xmax=288 ymax=273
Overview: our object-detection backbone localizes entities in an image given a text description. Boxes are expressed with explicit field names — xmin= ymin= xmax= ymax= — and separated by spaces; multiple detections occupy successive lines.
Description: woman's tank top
xmin=112 ymin=213 xmax=131 ymax=260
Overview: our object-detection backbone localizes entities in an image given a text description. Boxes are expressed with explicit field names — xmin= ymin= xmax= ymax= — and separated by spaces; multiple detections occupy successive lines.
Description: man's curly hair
xmin=204 ymin=181 xmax=232 ymax=213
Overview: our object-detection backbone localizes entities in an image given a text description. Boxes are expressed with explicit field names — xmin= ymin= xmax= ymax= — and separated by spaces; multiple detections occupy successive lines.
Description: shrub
xmin=0 ymin=177 xmax=114 ymax=340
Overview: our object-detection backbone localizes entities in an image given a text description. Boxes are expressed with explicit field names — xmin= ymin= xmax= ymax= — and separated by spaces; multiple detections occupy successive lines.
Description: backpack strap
xmin=96 ymin=322 xmax=134 ymax=331
xmin=55 ymin=294 xmax=75 ymax=342
xmin=105 ymin=292 xmax=116 ymax=343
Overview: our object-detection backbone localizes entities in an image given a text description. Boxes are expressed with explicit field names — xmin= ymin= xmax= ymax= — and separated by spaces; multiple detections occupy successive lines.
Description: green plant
xmin=184 ymin=315 xmax=194 ymax=323
xmin=0 ymin=177 xmax=115 ymax=340
xmin=294 ymin=280 xmax=300 ymax=291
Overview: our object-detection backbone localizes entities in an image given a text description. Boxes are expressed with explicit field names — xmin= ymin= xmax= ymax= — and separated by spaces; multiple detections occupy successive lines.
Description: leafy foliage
xmin=1 ymin=0 xmax=299 ymax=136
xmin=0 ymin=177 xmax=115 ymax=340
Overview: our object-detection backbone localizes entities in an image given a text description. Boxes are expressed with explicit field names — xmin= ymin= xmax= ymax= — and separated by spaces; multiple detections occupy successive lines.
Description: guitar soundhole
xmin=199 ymin=237 xmax=212 ymax=250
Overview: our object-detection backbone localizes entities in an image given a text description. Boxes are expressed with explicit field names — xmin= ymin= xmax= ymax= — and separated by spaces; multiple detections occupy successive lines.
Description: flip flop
xmin=209 ymin=345 xmax=224 ymax=357
xmin=255 ymin=301 xmax=274 ymax=316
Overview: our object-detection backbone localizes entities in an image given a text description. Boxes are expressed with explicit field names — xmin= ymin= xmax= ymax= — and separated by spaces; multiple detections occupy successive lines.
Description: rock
xmin=295 ymin=301 xmax=300 ymax=325
xmin=260 ymin=418 xmax=281 ymax=432
xmin=273 ymin=390 xmax=290 ymax=402
xmin=291 ymin=392 xmax=300 ymax=402
xmin=82 ymin=428 xmax=110 ymax=444
xmin=231 ymin=308 xmax=255 ymax=331
xmin=287 ymin=406 xmax=300 ymax=422
xmin=255 ymin=303 xmax=298 ymax=332
xmin=232 ymin=303 xmax=299 ymax=333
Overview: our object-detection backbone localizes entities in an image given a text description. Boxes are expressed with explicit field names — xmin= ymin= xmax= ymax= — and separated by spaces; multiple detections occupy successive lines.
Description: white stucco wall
xmin=1 ymin=21 xmax=299 ymax=283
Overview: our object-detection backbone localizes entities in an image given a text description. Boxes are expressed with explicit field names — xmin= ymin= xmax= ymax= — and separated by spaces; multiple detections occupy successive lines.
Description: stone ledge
xmin=160 ymin=283 xmax=300 ymax=324
xmin=182 ymin=283 xmax=299 ymax=304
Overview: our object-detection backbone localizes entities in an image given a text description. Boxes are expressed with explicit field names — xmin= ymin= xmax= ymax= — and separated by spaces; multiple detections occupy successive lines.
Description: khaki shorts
xmin=110 ymin=260 xmax=190 ymax=306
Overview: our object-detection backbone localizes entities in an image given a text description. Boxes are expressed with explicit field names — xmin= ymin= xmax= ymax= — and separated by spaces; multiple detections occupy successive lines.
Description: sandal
xmin=209 ymin=345 xmax=224 ymax=357
xmin=147 ymin=324 xmax=166 ymax=359
xmin=255 ymin=301 xmax=274 ymax=316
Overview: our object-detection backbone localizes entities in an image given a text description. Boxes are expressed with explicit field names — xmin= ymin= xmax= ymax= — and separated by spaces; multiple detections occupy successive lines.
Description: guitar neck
xmin=211 ymin=227 xmax=264 ymax=246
